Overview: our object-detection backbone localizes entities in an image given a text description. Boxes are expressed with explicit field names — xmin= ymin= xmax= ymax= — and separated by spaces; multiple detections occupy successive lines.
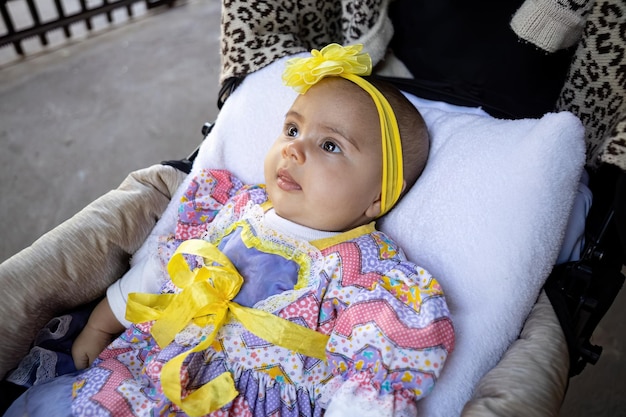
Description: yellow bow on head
xmin=282 ymin=43 xmax=404 ymax=216
xmin=282 ymin=43 xmax=372 ymax=94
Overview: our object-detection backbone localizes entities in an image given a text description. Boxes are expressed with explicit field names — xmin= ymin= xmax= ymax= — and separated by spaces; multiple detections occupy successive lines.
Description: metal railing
xmin=1 ymin=0 xmax=176 ymax=55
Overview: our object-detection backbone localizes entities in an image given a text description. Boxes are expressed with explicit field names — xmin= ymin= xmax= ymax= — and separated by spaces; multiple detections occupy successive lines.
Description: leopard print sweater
xmin=219 ymin=0 xmax=626 ymax=171
xmin=556 ymin=0 xmax=626 ymax=171
xmin=219 ymin=0 xmax=393 ymax=85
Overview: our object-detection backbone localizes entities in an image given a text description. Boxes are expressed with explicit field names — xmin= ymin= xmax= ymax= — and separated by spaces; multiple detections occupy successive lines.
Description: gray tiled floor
xmin=0 ymin=1 xmax=624 ymax=415
xmin=1 ymin=0 xmax=221 ymax=259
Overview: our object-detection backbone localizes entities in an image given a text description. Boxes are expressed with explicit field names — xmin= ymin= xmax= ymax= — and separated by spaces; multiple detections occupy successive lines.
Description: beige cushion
xmin=462 ymin=291 xmax=569 ymax=417
xmin=0 ymin=164 xmax=186 ymax=379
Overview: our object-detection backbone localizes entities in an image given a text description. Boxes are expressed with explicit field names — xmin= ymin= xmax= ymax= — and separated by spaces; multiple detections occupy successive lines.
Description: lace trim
xmin=204 ymin=201 xmax=323 ymax=314
xmin=321 ymin=374 xmax=417 ymax=417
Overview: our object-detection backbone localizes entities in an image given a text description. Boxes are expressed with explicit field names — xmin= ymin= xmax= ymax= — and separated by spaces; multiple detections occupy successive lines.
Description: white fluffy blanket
xmin=142 ymin=55 xmax=586 ymax=416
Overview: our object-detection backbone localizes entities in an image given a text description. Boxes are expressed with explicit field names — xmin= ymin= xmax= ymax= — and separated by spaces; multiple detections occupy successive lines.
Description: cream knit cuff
xmin=510 ymin=0 xmax=587 ymax=52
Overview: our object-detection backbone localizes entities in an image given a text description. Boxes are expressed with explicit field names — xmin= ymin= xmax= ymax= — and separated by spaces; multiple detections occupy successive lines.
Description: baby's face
xmin=264 ymin=77 xmax=383 ymax=232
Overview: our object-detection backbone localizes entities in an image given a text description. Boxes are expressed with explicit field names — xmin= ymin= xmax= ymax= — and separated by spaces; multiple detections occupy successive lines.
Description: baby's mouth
xmin=277 ymin=168 xmax=301 ymax=191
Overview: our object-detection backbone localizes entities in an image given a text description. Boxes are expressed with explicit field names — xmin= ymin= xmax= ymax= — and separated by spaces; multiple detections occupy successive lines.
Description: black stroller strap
xmin=218 ymin=77 xmax=244 ymax=109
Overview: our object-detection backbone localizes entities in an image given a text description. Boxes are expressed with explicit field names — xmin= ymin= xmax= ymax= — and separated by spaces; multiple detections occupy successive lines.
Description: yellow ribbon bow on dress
xmin=282 ymin=43 xmax=404 ymax=217
xmin=126 ymin=239 xmax=329 ymax=416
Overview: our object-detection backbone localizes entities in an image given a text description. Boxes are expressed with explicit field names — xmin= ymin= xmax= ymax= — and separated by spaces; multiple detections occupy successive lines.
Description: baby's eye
xmin=321 ymin=140 xmax=341 ymax=153
xmin=286 ymin=125 xmax=298 ymax=137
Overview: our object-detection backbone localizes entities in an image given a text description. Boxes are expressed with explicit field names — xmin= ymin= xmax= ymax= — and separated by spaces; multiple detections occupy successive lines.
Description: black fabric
xmin=161 ymin=158 xmax=194 ymax=174
xmin=586 ymin=165 xmax=626 ymax=269
xmin=0 ymin=380 xmax=27 ymax=415
xmin=218 ymin=77 xmax=244 ymax=109
xmin=387 ymin=0 xmax=577 ymax=119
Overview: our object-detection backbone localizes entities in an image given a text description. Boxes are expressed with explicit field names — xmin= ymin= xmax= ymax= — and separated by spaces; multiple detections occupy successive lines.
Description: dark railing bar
xmin=52 ymin=0 xmax=72 ymax=38
xmin=78 ymin=0 xmax=93 ymax=31
xmin=146 ymin=0 xmax=174 ymax=10
xmin=0 ymin=1 xmax=23 ymax=55
xmin=0 ymin=0 xmax=176 ymax=54
xmin=25 ymin=0 xmax=48 ymax=45
xmin=102 ymin=0 xmax=113 ymax=23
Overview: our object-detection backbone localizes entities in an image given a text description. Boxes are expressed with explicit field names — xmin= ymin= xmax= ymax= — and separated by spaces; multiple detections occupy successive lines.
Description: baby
xmin=6 ymin=44 xmax=454 ymax=417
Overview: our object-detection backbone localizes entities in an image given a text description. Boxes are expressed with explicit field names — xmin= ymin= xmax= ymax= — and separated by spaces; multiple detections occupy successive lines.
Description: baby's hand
xmin=71 ymin=325 xmax=116 ymax=370
xmin=71 ymin=297 xmax=124 ymax=370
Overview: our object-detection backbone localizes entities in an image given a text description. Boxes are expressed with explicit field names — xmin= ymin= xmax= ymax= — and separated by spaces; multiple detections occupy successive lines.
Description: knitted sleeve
xmin=510 ymin=0 xmax=595 ymax=52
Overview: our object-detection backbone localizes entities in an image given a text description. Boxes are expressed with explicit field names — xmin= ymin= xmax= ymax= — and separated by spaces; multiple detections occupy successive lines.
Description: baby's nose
xmin=282 ymin=140 xmax=306 ymax=163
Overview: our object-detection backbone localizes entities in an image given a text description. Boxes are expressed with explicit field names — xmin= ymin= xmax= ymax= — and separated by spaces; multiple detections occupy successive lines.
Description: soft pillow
xmin=144 ymin=55 xmax=586 ymax=416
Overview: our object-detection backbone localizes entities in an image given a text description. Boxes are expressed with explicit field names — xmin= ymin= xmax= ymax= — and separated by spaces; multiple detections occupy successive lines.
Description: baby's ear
xmin=365 ymin=196 xmax=382 ymax=219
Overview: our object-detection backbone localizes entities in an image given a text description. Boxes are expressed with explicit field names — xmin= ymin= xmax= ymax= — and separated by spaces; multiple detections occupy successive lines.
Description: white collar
xmin=265 ymin=209 xmax=339 ymax=242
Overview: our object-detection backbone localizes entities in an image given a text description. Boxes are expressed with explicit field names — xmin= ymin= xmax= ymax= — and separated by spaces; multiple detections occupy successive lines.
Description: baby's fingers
xmin=71 ymin=344 xmax=91 ymax=370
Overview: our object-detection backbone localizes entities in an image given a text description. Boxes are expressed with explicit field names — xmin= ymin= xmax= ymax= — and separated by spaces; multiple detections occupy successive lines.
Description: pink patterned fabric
xmin=71 ymin=169 xmax=454 ymax=416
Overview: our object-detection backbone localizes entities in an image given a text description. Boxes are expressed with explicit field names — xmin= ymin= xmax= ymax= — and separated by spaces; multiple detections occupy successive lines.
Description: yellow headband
xmin=282 ymin=43 xmax=404 ymax=217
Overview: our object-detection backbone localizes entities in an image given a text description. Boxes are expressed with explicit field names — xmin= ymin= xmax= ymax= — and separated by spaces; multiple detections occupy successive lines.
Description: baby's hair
xmin=365 ymin=77 xmax=430 ymax=197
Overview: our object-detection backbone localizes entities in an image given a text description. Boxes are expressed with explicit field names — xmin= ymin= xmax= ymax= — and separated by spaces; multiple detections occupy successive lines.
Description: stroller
xmin=0 ymin=0 xmax=624 ymax=415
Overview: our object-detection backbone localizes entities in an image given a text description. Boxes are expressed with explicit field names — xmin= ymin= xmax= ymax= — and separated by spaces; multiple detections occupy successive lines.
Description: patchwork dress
xmin=70 ymin=169 xmax=455 ymax=416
